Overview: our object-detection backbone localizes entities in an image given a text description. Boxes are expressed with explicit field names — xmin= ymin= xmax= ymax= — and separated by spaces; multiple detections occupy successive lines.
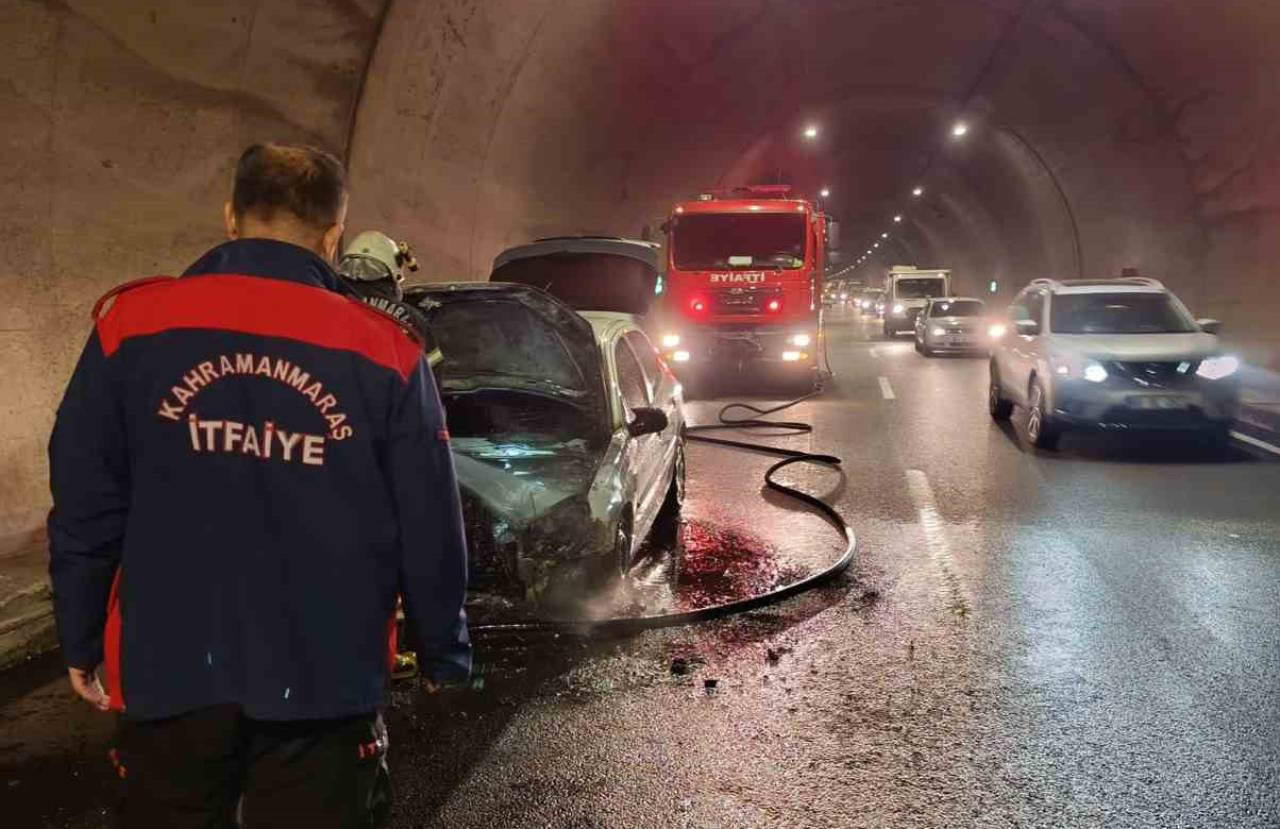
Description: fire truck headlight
xmin=892 ymin=303 xmax=906 ymax=315
xmin=672 ymin=350 xmax=691 ymax=363
xmin=791 ymin=333 xmax=812 ymax=348
xmin=661 ymin=334 xmax=681 ymax=348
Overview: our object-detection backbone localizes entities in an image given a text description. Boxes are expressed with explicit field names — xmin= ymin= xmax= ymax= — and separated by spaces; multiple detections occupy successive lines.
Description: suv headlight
xmin=1196 ymin=354 xmax=1239 ymax=380
xmin=1051 ymin=355 xmax=1108 ymax=383
xmin=892 ymin=303 xmax=905 ymax=315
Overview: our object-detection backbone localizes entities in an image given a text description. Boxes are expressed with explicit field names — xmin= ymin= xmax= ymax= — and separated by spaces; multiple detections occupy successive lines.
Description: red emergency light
xmin=765 ymin=297 xmax=783 ymax=313
xmin=689 ymin=296 xmax=708 ymax=315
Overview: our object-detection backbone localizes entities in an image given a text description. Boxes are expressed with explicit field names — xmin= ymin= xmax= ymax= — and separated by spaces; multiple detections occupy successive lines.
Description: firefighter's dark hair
xmin=232 ymin=143 xmax=347 ymax=230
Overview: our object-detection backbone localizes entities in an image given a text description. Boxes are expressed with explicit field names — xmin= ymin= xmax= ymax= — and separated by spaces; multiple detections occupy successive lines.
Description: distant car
xmin=914 ymin=297 xmax=990 ymax=356
xmin=988 ymin=277 xmax=1240 ymax=450
xmin=405 ymin=282 xmax=686 ymax=603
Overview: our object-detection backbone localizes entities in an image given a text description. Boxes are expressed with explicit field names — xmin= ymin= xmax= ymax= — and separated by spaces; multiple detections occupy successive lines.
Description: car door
xmin=618 ymin=331 xmax=674 ymax=544
xmin=613 ymin=333 xmax=662 ymax=549
xmin=1005 ymin=289 xmax=1045 ymax=403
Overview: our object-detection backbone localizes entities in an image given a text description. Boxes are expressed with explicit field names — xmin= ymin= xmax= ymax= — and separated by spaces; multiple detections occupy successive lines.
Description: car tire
xmin=1202 ymin=423 xmax=1233 ymax=457
xmin=988 ymin=365 xmax=1014 ymax=421
xmin=921 ymin=342 xmax=934 ymax=358
xmin=1026 ymin=379 xmax=1061 ymax=450
xmin=652 ymin=442 xmax=685 ymax=547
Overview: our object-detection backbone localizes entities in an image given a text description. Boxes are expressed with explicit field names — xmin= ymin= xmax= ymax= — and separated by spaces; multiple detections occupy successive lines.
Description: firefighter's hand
xmin=68 ymin=667 xmax=111 ymax=712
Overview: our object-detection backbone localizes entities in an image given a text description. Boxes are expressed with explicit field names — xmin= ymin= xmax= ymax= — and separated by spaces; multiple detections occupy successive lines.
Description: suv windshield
xmin=671 ymin=213 xmax=807 ymax=270
xmin=895 ymin=278 xmax=947 ymax=299
xmin=1049 ymin=292 xmax=1197 ymax=334
xmin=930 ymin=300 xmax=984 ymax=317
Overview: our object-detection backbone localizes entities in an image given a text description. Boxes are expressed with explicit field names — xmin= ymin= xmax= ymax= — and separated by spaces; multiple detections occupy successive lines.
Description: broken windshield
xmin=671 ymin=213 xmax=807 ymax=270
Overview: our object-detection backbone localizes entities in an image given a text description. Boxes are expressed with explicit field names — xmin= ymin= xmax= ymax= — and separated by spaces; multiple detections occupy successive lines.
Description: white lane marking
xmin=878 ymin=376 xmax=895 ymax=400
xmin=869 ymin=346 xmax=881 ymax=358
xmin=905 ymin=469 xmax=969 ymax=614
xmin=1231 ymin=430 xmax=1280 ymax=456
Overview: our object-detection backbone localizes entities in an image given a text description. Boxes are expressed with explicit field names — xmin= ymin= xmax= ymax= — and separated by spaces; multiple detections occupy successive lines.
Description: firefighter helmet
xmin=338 ymin=231 xmax=419 ymax=286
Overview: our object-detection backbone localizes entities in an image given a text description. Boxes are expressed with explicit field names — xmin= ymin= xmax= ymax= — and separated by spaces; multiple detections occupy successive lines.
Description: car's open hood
xmin=491 ymin=237 xmax=661 ymax=316
xmin=405 ymin=282 xmax=607 ymax=415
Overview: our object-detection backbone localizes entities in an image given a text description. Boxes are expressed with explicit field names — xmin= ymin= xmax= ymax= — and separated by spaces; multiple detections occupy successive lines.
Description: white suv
xmin=988 ymin=278 xmax=1240 ymax=450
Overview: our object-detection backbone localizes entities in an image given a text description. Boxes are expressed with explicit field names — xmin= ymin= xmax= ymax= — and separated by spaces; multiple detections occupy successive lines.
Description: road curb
xmin=0 ymin=549 xmax=56 ymax=672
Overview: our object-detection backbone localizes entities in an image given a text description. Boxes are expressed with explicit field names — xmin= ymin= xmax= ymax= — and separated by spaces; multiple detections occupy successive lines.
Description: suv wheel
xmin=1026 ymin=379 xmax=1061 ymax=450
xmin=988 ymin=366 xmax=1013 ymax=421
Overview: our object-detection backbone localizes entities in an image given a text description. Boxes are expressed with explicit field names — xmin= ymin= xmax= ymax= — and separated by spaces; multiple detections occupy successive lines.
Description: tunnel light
xmin=820 ymin=187 xmax=831 ymax=198
xmin=661 ymin=334 xmax=681 ymax=348
xmin=803 ymin=124 xmax=819 ymax=139
xmin=893 ymin=215 xmax=902 ymax=223
xmin=912 ymin=186 xmax=924 ymax=197
xmin=1196 ymin=354 xmax=1239 ymax=380
xmin=881 ymin=232 xmax=889 ymax=239
xmin=989 ymin=280 xmax=999 ymax=293
xmin=873 ymin=242 xmax=880 ymax=248
xmin=951 ymin=121 xmax=969 ymax=138
xmin=673 ymin=350 xmax=691 ymax=363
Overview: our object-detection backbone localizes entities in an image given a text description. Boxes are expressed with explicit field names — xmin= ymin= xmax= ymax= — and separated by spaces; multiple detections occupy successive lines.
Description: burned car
xmin=404 ymin=282 xmax=685 ymax=605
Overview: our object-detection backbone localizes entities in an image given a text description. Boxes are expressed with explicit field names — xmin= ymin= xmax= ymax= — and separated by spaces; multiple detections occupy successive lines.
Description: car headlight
xmin=1051 ymin=355 xmax=1108 ymax=382
xmin=672 ymin=350 xmax=691 ymax=363
xmin=1196 ymin=354 xmax=1239 ymax=380
xmin=988 ymin=323 xmax=1006 ymax=338
xmin=661 ymin=333 xmax=680 ymax=348
xmin=892 ymin=303 xmax=905 ymax=315
xmin=1082 ymin=362 xmax=1108 ymax=383
xmin=791 ymin=333 xmax=812 ymax=347
xmin=931 ymin=327 xmax=946 ymax=337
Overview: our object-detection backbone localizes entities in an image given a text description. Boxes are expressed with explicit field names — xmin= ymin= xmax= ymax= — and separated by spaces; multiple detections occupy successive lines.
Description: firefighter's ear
xmin=321 ymin=221 xmax=345 ymax=264
xmin=224 ymin=202 xmax=239 ymax=240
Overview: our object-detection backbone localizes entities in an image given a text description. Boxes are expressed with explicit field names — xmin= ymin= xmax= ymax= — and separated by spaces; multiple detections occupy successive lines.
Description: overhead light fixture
xmin=893 ymin=215 xmax=902 ymax=223
xmin=820 ymin=187 xmax=830 ymax=198
xmin=951 ymin=121 xmax=969 ymax=138
xmin=912 ymin=186 xmax=924 ymax=197
xmin=881 ymin=232 xmax=889 ymax=239
xmin=803 ymin=124 xmax=819 ymax=139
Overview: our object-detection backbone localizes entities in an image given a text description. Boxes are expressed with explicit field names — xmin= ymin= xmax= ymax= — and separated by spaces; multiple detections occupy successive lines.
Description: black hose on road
xmin=470 ymin=362 xmax=855 ymax=637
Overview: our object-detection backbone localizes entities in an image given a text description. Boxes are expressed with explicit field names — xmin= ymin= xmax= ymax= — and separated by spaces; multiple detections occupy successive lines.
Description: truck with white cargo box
xmin=883 ymin=265 xmax=952 ymax=338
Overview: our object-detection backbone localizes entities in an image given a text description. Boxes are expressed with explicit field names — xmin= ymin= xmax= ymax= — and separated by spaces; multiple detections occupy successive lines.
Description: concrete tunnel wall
xmin=1 ymin=0 xmax=1278 ymax=553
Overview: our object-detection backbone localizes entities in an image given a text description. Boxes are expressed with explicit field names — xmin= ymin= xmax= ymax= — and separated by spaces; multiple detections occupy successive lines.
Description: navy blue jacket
xmin=48 ymin=239 xmax=470 ymax=721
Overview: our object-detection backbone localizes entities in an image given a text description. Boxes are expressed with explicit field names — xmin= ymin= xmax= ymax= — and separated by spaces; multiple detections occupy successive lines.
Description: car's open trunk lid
xmin=491 ymin=236 xmax=661 ymax=316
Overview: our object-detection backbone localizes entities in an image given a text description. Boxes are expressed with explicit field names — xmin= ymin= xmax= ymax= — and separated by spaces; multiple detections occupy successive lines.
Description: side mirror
xmin=626 ymin=407 xmax=668 ymax=437
xmin=1013 ymin=318 xmax=1040 ymax=336
xmin=1197 ymin=318 xmax=1222 ymax=335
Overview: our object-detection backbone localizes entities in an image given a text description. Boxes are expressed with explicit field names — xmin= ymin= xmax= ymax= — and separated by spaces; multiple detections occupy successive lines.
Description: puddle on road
xmin=467 ymin=518 xmax=816 ymax=628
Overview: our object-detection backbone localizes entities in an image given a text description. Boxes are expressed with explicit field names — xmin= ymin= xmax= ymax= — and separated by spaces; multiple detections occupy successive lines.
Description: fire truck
xmin=655 ymin=185 xmax=832 ymax=389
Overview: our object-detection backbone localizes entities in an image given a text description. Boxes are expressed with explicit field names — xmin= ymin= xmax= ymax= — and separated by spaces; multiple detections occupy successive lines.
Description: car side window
xmin=624 ymin=331 xmax=664 ymax=398
xmin=1023 ymin=291 xmax=1045 ymax=329
xmin=614 ymin=339 xmax=649 ymax=411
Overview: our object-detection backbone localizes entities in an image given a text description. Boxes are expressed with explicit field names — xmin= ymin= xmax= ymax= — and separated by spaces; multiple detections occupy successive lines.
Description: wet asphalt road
xmin=3 ymin=309 xmax=1279 ymax=828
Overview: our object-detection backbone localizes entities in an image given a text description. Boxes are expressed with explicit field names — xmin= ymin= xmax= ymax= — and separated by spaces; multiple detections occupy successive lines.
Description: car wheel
xmin=988 ymin=365 xmax=1014 ymax=421
xmin=652 ymin=442 xmax=685 ymax=546
xmin=1026 ymin=379 xmax=1061 ymax=450
xmin=921 ymin=342 xmax=934 ymax=358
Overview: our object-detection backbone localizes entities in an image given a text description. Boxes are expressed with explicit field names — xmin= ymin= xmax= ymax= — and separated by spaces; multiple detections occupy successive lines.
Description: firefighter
xmin=337 ymin=230 xmax=443 ymax=367
xmin=48 ymin=142 xmax=470 ymax=828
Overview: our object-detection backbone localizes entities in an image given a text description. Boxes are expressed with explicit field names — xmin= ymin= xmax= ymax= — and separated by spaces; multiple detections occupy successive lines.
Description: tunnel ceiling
xmin=349 ymin=0 xmax=1277 ymax=310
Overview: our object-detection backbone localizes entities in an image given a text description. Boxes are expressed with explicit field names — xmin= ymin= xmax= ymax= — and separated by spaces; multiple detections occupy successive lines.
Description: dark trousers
xmin=110 ymin=704 xmax=391 ymax=829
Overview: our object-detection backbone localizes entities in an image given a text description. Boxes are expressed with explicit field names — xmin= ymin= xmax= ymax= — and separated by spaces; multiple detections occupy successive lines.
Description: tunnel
xmin=2 ymin=1 xmax=1278 ymax=571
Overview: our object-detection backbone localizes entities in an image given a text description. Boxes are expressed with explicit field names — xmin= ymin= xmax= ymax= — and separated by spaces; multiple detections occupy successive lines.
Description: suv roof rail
xmin=1028 ymin=278 xmax=1059 ymax=288
xmin=1115 ymin=276 xmax=1164 ymax=288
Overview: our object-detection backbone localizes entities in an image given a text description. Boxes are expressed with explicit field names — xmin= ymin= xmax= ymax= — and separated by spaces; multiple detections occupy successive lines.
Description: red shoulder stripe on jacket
xmin=92 ymin=275 xmax=175 ymax=320
xmin=95 ymin=274 xmax=422 ymax=381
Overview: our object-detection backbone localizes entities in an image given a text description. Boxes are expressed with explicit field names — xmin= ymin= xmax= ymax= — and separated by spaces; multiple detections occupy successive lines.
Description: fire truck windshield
xmin=671 ymin=213 xmax=807 ymax=270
